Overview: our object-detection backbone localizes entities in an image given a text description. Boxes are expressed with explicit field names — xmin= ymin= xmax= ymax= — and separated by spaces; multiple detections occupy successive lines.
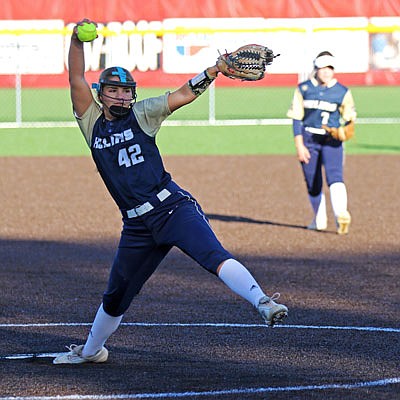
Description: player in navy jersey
xmin=53 ymin=19 xmax=288 ymax=364
xmin=287 ymin=51 xmax=356 ymax=235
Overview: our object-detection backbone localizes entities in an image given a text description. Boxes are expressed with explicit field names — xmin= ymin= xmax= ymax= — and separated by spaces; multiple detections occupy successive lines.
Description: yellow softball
xmin=77 ymin=22 xmax=97 ymax=42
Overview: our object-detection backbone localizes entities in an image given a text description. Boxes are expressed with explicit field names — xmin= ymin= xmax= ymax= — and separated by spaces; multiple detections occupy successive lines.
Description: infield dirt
xmin=0 ymin=155 xmax=399 ymax=399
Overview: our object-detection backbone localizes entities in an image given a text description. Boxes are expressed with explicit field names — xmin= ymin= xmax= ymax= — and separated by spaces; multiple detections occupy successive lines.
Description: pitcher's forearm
xmin=68 ymin=36 xmax=86 ymax=85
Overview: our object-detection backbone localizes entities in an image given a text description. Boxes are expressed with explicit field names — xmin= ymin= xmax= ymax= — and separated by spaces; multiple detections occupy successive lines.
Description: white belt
xmin=305 ymin=127 xmax=327 ymax=135
xmin=126 ymin=189 xmax=172 ymax=218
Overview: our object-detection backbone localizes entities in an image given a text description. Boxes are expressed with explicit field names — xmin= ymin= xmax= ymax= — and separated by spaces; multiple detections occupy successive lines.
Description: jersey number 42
xmin=118 ymin=145 xmax=144 ymax=168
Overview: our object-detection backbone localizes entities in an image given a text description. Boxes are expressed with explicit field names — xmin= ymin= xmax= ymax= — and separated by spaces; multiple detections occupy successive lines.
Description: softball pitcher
xmin=53 ymin=20 xmax=288 ymax=364
xmin=287 ymin=51 xmax=357 ymax=234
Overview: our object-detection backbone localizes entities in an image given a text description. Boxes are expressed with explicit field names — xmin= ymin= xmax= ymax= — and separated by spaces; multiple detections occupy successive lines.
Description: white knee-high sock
xmin=218 ymin=259 xmax=265 ymax=307
xmin=329 ymin=182 xmax=348 ymax=217
xmin=82 ymin=303 xmax=123 ymax=357
xmin=308 ymin=192 xmax=327 ymax=220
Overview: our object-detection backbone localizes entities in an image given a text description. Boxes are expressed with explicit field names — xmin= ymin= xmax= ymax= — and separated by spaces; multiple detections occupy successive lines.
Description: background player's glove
xmin=322 ymin=121 xmax=355 ymax=141
xmin=216 ymin=44 xmax=279 ymax=81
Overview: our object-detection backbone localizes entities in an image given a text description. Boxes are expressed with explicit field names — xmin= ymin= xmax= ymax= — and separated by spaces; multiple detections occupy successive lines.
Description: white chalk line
xmin=1 ymin=321 xmax=399 ymax=332
xmin=0 ymin=322 xmax=398 ymax=360
xmin=1 ymin=322 xmax=399 ymax=398
xmin=0 ymin=378 xmax=399 ymax=399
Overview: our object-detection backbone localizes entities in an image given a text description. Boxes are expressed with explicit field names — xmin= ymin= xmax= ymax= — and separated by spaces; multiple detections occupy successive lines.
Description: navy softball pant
xmin=102 ymin=188 xmax=233 ymax=316
xmin=301 ymin=132 xmax=344 ymax=196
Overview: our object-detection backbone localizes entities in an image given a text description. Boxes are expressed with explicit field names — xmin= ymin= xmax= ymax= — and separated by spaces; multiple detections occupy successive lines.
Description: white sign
xmin=162 ymin=17 xmax=370 ymax=74
xmin=369 ymin=17 xmax=400 ymax=70
xmin=64 ymin=21 xmax=164 ymax=73
xmin=0 ymin=17 xmax=391 ymax=76
xmin=162 ymin=18 xmax=268 ymax=73
xmin=265 ymin=17 xmax=370 ymax=74
xmin=0 ymin=20 xmax=64 ymax=74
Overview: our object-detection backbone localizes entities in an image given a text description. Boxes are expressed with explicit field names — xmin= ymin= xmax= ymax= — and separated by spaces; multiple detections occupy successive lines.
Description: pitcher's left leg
xmin=156 ymin=193 xmax=288 ymax=326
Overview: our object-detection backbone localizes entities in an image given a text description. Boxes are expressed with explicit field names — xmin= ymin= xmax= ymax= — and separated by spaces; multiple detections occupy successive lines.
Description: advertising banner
xmin=0 ymin=20 xmax=64 ymax=74
xmin=0 ymin=16 xmax=399 ymax=86
xmin=162 ymin=18 xmax=267 ymax=73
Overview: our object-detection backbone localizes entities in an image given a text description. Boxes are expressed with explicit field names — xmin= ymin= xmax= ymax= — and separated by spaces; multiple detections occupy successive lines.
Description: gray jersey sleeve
xmin=76 ymin=101 xmax=102 ymax=146
xmin=133 ymin=93 xmax=171 ymax=137
xmin=76 ymin=93 xmax=170 ymax=146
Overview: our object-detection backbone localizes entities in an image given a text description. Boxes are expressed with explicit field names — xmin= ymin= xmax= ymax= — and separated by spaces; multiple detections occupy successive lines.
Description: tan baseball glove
xmin=322 ymin=121 xmax=355 ymax=141
xmin=216 ymin=44 xmax=279 ymax=81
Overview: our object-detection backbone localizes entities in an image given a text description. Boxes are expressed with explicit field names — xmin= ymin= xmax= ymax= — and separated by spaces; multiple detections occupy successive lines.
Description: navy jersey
xmin=76 ymin=94 xmax=174 ymax=210
xmin=287 ymin=77 xmax=356 ymax=135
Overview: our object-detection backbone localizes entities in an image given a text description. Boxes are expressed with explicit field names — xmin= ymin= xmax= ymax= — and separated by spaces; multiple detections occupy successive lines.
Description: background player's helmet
xmin=93 ymin=66 xmax=137 ymax=117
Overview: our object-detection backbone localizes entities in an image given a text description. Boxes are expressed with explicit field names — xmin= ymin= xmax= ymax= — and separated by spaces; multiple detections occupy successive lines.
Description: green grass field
xmin=1 ymin=86 xmax=399 ymax=156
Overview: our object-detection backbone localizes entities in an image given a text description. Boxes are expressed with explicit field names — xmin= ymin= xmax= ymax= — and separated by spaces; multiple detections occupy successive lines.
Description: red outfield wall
xmin=1 ymin=0 xmax=400 ymax=87
xmin=2 ymin=0 xmax=400 ymax=20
